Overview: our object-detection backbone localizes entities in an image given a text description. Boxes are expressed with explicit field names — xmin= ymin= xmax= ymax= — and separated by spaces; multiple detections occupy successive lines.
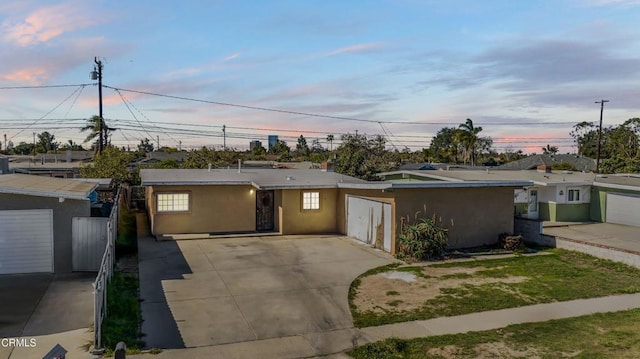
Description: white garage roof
xmin=0 ymin=174 xmax=97 ymax=200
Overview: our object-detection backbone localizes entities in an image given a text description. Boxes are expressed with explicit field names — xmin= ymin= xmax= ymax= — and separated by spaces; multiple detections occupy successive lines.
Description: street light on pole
xmin=595 ymin=99 xmax=609 ymax=174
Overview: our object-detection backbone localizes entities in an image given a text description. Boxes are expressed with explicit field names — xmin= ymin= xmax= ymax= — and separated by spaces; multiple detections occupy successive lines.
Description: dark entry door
xmin=256 ymin=190 xmax=275 ymax=231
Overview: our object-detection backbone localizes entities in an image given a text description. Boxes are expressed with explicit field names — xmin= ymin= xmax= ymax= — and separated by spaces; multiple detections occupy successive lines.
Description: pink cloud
xmin=2 ymin=1 xmax=102 ymax=46
xmin=1 ymin=66 xmax=49 ymax=83
xmin=324 ymin=42 xmax=386 ymax=57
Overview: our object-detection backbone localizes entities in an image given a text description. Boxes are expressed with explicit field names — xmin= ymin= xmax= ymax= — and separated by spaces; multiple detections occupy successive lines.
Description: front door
xmin=528 ymin=189 xmax=538 ymax=219
xmin=256 ymin=190 xmax=275 ymax=231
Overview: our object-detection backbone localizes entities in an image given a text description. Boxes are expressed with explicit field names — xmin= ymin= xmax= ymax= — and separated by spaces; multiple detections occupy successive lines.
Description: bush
xmin=396 ymin=211 xmax=449 ymax=261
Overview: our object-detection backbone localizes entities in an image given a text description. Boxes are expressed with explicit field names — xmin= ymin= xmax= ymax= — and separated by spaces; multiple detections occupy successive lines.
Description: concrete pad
xmin=130 ymin=335 xmax=316 ymax=359
xmin=0 ymin=274 xmax=52 ymax=337
xmin=140 ymin=301 xmax=185 ymax=349
xmin=168 ymin=297 xmax=256 ymax=347
xmin=22 ymin=273 xmax=94 ymax=336
xmin=163 ymin=272 xmax=229 ymax=301
xmin=360 ymin=321 xmax=432 ymax=342
xmin=235 ymin=286 xmax=353 ymax=339
xmin=138 ymin=234 xmax=393 ymax=350
xmin=296 ymin=258 xmax=391 ymax=288
xmin=303 ymin=328 xmax=369 ymax=356
xmin=181 ymin=253 xmax=216 ymax=273
xmin=7 ymin=328 xmax=92 ymax=359
xmin=544 ymin=223 xmax=640 ymax=253
xmin=217 ymin=266 xmax=309 ymax=296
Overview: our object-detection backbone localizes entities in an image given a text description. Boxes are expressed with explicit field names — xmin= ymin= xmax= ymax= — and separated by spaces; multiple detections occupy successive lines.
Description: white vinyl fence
xmin=93 ymin=189 xmax=121 ymax=350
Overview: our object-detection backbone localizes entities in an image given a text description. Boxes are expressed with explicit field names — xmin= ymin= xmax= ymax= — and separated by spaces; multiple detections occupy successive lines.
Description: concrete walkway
xmin=129 ymin=292 xmax=640 ymax=359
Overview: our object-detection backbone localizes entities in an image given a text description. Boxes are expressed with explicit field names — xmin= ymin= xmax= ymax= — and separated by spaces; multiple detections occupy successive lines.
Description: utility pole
xmin=156 ymin=135 xmax=160 ymax=150
xmin=91 ymin=57 xmax=104 ymax=154
xmin=595 ymin=99 xmax=609 ymax=174
xmin=223 ymin=125 xmax=226 ymax=150
xmin=32 ymin=132 xmax=36 ymax=152
xmin=179 ymin=140 xmax=182 ymax=151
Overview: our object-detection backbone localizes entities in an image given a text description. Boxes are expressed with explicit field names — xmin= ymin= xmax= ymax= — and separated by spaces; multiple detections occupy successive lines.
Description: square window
xmin=302 ymin=191 xmax=320 ymax=210
xmin=157 ymin=193 xmax=189 ymax=212
xmin=567 ymin=189 xmax=580 ymax=203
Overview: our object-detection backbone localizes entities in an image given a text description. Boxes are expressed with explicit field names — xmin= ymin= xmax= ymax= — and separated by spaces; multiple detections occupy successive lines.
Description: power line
xmin=0 ymin=83 xmax=94 ymax=90
xmin=104 ymin=85 xmax=579 ymax=127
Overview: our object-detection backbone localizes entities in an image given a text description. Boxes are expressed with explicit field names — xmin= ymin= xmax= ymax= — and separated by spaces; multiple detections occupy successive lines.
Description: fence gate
xmin=72 ymin=217 xmax=109 ymax=271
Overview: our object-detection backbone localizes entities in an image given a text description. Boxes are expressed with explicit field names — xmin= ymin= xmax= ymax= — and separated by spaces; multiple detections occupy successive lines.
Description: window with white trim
xmin=302 ymin=191 xmax=320 ymax=210
xmin=567 ymin=188 xmax=581 ymax=203
xmin=157 ymin=193 xmax=190 ymax=212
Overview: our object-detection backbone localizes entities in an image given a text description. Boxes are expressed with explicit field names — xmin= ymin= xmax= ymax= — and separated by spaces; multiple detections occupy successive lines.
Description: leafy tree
xmin=268 ymin=140 xmax=291 ymax=161
xmin=570 ymin=121 xmax=601 ymax=158
xmin=541 ymin=144 xmax=559 ymax=155
xmin=36 ymin=131 xmax=59 ymax=153
xmin=428 ymin=127 xmax=459 ymax=163
xmin=181 ymin=147 xmax=242 ymax=169
xmin=551 ymin=162 xmax=578 ymax=171
xmin=60 ymin=139 xmax=84 ymax=151
xmin=251 ymin=143 xmax=267 ymax=157
xmin=295 ymin=135 xmax=310 ymax=158
xmin=334 ymin=133 xmax=400 ymax=180
xmin=11 ymin=142 xmax=34 ymax=155
xmin=80 ymin=146 xmax=137 ymax=184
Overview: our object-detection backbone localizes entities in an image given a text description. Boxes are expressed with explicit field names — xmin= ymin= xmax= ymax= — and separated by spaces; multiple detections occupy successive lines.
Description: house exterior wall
xmin=392 ymin=187 xmax=515 ymax=249
xmin=589 ymin=186 xmax=640 ymax=222
xmin=0 ymin=193 xmax=90 ymax=273
xmin=147 ymin=184 xmax=256 ymax=235
xmin=280 ymin=188 xmax=339 ymax=234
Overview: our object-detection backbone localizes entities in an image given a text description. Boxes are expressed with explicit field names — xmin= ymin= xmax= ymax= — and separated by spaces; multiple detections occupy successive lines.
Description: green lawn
xmin=348 ymin=309 xmax=640 ymax=358
xmin=350 ymin=249 xmax=640 ymax=327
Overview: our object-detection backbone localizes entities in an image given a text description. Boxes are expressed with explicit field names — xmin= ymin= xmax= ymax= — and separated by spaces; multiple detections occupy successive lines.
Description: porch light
xmin=249 ymin=189 xmax=254 ymax=195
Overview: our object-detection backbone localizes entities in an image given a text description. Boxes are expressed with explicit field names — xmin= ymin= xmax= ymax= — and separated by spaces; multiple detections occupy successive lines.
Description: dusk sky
xmin=1 ymin=0 xmax=639 ymax=153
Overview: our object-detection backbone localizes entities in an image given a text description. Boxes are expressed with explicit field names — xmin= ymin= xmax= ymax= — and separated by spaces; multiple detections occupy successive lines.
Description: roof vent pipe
xmin=208 ymin=163 xmax=212 ymax=172
xmin=238 ymin=159 xmax=241 ymax=173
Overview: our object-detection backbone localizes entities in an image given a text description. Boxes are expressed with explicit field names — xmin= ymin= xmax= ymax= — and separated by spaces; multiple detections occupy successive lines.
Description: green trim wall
xmin=590 ymin=186 xmax=640 ymax=222
xmin=539 ymin=202 xmax=590 ymax=222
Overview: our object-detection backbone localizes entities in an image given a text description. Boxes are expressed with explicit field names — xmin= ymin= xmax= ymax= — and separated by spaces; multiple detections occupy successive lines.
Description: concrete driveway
xmin=138 ymin=234 xmax=391 ymax=350
xmin=544 ymin=223 xmax=640 ymax=253
xmin=0 ymin=273 xmax=94 ymax=359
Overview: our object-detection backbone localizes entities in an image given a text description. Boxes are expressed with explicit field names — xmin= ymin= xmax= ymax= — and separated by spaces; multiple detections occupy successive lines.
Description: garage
xmin=606 ymin=193 xmax=640 ymax=227
xmin=0 ymin=209 xmax=54 ymax=274
xmin=346 ymin=196 xmax=392 ymax=252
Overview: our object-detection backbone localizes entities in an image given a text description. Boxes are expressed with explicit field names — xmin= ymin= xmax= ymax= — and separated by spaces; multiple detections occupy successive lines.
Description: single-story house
xmin=377 ymin=167 xmax=640 ymax=226
xmin=589 ymin=174 xmax=640 ymax=227
xmin=0 ymin=174 xmax=98 ymax=274
xmin=140 ymin=168 xmax=532 ymax=253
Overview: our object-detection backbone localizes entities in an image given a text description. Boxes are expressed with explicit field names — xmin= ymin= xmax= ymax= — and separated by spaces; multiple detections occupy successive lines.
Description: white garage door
xmin=606 ymin=193 xmax=640 ymax=227
xmin=0 ymin=209 xmax=54 ymax=274
xmin=347 ymin=196 xmax=392 ymax=252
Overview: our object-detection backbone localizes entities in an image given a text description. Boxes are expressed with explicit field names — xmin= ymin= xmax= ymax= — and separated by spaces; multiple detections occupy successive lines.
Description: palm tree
xmin=80 ymin=115 xmax=116 ymax=151
xmin=541 ymin=144 xmax=559 ymax=155
xmin=457 ymin=118 xmax=483 ymax=166
xmin=326 ymin=134 xmax=335 ymax=151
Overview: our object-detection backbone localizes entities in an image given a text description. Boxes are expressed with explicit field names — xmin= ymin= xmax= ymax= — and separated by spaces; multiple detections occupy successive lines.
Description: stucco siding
xmin=393 ymin=187 xmax=514 ymax=249
xmin=147 ymin=185 xmax=256 ymax=235
xmin=280 ymin=188 xmax=339 ymax=234
xmin=0 ymin=193 xmax=90 ymax=273
xmin=555 ymin=203 xmax=591 ymax=222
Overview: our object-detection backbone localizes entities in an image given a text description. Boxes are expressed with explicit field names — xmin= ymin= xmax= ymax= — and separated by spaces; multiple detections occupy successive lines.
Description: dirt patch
xmin=427 ymin=345 xmax=462 ymax=358
xmin=473 ymin=342 xmax=543 ymax=358
xmin=353 ymin=266 xmax=529 ymax=313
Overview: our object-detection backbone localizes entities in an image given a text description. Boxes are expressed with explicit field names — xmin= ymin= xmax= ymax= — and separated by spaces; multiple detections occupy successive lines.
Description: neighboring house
xmin=8 ymin=151 xmax=94 ymax=178
xmin=498 ymin=154 xmax=596 ymax=172
xmin=0 ymin=174 xmax=98 ymax=274
xmin=589 ymin=174 xmax=640 ymax=227
xmin=140 ymin=168 xmax=531 ymax=253
xmin=383 ymin=169 xmax=640 ymax=229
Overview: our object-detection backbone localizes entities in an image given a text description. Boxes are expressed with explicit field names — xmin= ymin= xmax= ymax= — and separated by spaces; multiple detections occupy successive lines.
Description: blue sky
xmin=1 ymin=0 xmax=639 ymax=153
